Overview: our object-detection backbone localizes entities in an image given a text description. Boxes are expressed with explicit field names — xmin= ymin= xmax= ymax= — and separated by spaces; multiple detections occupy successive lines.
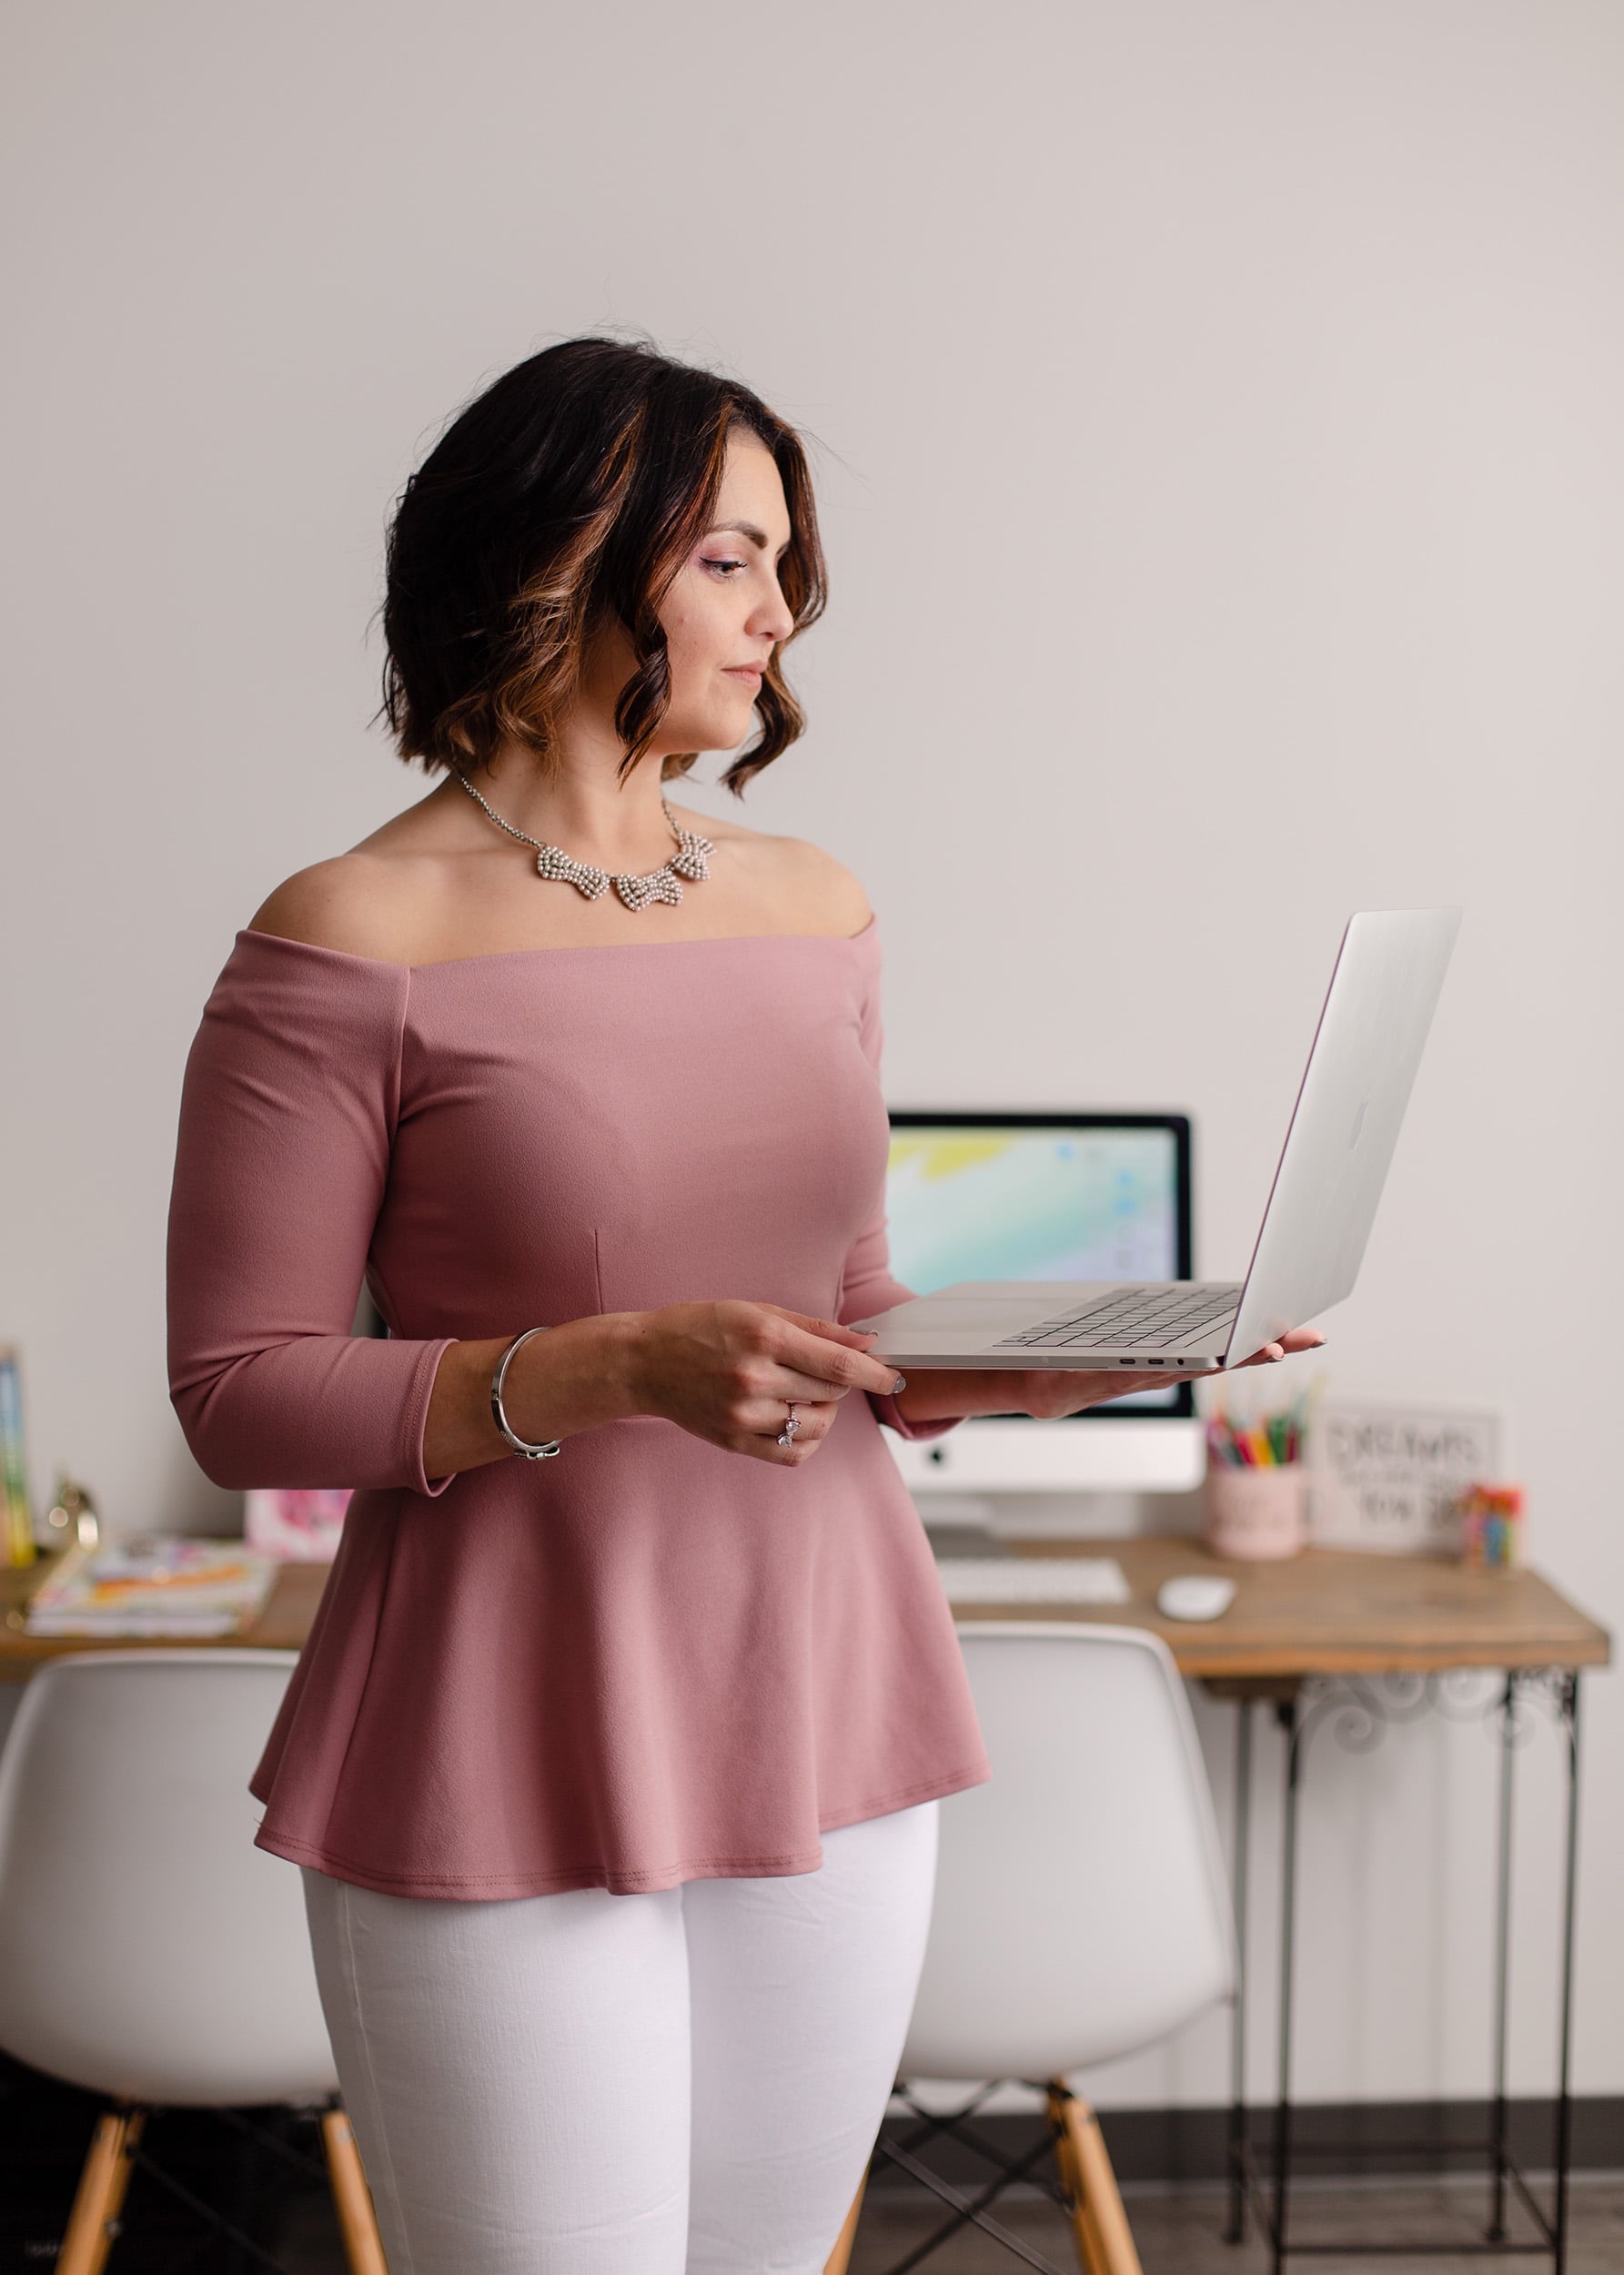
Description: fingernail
xmin=891 ymin=1373 xmax=907 ymax=1393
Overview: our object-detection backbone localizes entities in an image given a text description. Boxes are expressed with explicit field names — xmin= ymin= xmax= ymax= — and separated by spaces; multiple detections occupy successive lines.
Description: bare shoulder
xmin=247 ymin=784 xmax=462 ymax=962
xmin=671 ymin=804 xmax=873 ymax=937
xmin=248 ymin=853 xmax=432 ymax=965
xmin=775 ymin=835 xmax=873 ymax=936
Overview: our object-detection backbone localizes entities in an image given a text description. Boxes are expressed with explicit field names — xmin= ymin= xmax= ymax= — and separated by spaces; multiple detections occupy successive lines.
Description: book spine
xmin=0 ymin=1347 xmax=35 ymax=1569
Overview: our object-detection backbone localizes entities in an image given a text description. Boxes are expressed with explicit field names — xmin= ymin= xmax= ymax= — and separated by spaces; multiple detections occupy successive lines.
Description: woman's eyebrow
xmin=708 ymin=519 xmax=791 ymax=555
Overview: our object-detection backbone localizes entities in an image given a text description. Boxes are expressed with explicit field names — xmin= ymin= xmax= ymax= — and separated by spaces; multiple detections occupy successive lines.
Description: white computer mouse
xmin=1156 ymin=1574 xmax=1237 ymax=1623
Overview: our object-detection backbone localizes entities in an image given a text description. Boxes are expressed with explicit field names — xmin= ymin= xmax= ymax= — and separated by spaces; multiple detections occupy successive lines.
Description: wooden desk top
xmin=952 ymin=1536 xmax=1611 ymax=1685
xmin=3 ymin=1539 xmax=1610 ymax=1691
xmin=0 ymin=1557 xmax=331 ymax=1673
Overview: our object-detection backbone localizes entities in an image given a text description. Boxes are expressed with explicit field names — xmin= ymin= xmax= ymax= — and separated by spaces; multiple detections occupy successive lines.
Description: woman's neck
xmin=456 ymin=736 xmax=681 ymax=874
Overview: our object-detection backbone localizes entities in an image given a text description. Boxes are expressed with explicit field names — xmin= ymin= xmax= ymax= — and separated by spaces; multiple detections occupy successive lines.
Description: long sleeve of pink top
xmin=166 ymin=916 xmax=989 ymax=1898
xmin=167 ymin=941 xmax=455 ymax=1497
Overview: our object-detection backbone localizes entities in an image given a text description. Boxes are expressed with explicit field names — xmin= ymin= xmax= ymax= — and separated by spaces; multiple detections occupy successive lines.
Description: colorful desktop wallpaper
xmin=885 ymin=1127 xmax=1179 ymax=1290
xmin=883 ymin=1126 xmax=1182 ymax=1411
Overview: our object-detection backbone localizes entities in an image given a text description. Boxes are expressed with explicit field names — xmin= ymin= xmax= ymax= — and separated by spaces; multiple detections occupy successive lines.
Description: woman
xmin=166 ymin=338 xmax=1316 ymax=2273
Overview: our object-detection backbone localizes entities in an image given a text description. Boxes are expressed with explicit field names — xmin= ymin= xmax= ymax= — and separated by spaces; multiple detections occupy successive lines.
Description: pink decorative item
xmin=1205 ymin=1465 xmax=1307 ymax=1562
xmin=243 ymin=1487 xmax=350 ymax=1563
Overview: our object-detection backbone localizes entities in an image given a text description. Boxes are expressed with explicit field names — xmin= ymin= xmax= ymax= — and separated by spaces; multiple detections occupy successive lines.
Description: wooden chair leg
xmin=1047 ymin=2085 xmax=1143 ymax=2275
xmin=822 ymin=2169 xmax=868 ymax=2275
xmin=56 ymin=2106 xmax=146 ymax=2275
xmin=322 ymin=2107 xmax=390 ymax=2275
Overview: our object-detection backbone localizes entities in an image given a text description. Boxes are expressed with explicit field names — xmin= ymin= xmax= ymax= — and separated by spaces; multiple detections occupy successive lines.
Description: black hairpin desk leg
xmin=1227 ymin=1668 xmax=1585 ymax=2273
xmin=1226 ymin=1698 xmax=1254 ymax=2246
xmin=1487 ymin=1668 xmax=1583 ymax=2275
xmin=1271 ymin=1695 xmax=1301 ymax=2275
xmin=1554 ymin=1672 xmax=1581 ymax=2275
xmin=1489 ymin=1671 xmax=1516 ymax=2244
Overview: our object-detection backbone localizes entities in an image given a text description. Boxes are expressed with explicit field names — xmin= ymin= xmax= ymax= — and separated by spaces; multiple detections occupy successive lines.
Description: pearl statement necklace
xmin=455 ymin=772 xmax=714 ymax=911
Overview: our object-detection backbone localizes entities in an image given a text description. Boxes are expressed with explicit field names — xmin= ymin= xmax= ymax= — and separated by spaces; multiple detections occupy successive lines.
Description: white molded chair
xmin=826 ymin=1623 xmax=1236 ymax=2275
xmin=0 ymin=1649 xmax=387 ymax=2275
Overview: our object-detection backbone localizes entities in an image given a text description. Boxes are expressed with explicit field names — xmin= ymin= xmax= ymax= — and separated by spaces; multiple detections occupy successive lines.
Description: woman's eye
xmin=702 ymin=556 xmax=747 ymax=577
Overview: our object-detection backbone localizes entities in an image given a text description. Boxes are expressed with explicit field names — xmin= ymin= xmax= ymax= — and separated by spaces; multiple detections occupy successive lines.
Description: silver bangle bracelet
xmin=490 ymin=1328 xmax=563 ymax=1461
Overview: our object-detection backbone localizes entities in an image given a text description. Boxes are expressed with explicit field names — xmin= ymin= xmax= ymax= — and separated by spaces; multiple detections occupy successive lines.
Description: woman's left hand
xmin=891 ymin=1327 xmax=1326 ymax=1426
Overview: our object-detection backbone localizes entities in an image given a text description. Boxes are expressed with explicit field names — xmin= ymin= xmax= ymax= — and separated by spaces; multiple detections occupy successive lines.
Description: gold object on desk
xmin=44 ymin=1474 xmax=100 ymax=1551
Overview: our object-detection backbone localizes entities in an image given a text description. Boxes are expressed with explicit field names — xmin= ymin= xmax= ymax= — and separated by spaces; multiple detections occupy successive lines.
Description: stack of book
xmin=25 ymin=1536 xmax=278 ymax=1638
xmin=1 ymin=1347 xmax=34 ymax=1568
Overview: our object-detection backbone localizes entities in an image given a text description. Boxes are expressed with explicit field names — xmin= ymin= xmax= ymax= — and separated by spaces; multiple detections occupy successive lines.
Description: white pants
xmin=302 ymin=1800 xmax=938 ymax=2274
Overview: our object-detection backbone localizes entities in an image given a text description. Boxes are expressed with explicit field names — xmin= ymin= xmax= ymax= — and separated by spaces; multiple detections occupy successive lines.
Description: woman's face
xmin=653 ymin=431 xmax=796 ymax=756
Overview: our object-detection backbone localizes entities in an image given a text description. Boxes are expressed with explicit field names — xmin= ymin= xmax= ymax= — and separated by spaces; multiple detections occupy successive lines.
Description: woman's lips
xmin=723 ymin=666 xmax=762 ymax=684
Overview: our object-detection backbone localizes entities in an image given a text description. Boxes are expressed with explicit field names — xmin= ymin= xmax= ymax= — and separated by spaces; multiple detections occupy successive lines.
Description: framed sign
xmin=1308 ymin=1401 xmax=1503 ymax=1554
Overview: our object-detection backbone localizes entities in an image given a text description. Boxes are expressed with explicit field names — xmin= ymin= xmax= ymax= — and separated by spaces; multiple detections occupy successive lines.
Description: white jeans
xmin=302 ymin=1800 xmax=938 ymax=2274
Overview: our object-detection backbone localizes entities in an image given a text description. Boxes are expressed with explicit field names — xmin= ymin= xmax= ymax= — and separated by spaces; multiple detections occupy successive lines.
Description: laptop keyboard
xmin=995 ymin=1283 xmax=1244 ymax=1351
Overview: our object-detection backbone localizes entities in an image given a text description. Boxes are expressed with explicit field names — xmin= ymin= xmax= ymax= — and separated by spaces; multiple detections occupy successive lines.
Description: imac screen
xmin=884 ymin=1123 xmax=1183 ymax=1412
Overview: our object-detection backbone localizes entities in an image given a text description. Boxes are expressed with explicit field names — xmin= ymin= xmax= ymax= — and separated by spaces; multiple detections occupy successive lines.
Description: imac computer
xmin=878 ymin=1112 xmax=1204 ymax=1495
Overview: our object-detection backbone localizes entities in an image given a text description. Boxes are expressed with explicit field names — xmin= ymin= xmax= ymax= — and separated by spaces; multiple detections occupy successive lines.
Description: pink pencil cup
xmin=1205 ymin=1465 xmax=1307 ymax=1561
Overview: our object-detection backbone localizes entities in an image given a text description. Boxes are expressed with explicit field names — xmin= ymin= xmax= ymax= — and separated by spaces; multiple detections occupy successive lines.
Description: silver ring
xmin=775 ymin=1401 xmax=800 ymax=1448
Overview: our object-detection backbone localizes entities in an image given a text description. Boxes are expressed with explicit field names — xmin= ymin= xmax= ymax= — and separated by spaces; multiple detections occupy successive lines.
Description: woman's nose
xmin=751 ymin=583 xmax=795 ymax=642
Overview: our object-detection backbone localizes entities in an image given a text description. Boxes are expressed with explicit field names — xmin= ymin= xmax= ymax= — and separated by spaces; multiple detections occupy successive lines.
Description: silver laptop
xmin=852 ymin=908 xmax=1460 ymax=1372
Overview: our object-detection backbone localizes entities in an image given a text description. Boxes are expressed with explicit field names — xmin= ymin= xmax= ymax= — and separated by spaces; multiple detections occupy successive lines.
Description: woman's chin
xmin=668 ymin=702 xmax=757 ymax=754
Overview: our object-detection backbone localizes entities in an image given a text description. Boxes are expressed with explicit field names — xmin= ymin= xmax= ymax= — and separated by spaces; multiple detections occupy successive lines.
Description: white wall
xmin=3 ymin=1 xmax=1619 ymax=2110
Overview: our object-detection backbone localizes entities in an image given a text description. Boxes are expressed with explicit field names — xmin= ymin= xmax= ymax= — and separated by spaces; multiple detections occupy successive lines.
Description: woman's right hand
xmin=626 ymin=1300 xmax=907 ymax=1465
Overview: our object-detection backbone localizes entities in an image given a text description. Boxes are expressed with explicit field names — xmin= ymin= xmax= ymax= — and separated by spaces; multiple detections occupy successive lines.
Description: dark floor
xmin=11 ymin=2162 xmax=1624 ymax=2274
xmin=4 ymin=2057 xmax=1619 ymax=2274
xmin=848 ymin=2176 xmax=1624 ymax=2275
xmin=0 ymin=2091 xmax=349 ymax=2274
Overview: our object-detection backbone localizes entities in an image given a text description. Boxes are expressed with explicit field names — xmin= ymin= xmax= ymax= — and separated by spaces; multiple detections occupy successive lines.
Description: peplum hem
xmin=251 ymin=1756 xmax=990 ymax=1901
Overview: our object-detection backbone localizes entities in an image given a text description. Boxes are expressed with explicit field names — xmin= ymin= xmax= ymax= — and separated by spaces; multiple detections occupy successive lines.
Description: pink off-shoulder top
xmin=166 ymin=916 xmax=991 ymax=1898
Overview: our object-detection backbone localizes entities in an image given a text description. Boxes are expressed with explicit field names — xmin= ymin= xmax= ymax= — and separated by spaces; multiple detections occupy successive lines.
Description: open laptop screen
xmin=883 ymin=1113 xmax=1194 ymax=1417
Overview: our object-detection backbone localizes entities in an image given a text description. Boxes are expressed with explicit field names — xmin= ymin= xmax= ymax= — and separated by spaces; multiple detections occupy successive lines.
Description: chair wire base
xmin=69 ymin=2097 xmax=340 ymax=2275
xmin=867 ymin=2080 xmax=1082 ymax=2275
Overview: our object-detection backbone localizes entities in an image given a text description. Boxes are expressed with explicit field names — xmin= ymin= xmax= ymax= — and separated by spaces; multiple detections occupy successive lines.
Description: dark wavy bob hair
xmin=379 ymin=338 xmax=827 ymax=794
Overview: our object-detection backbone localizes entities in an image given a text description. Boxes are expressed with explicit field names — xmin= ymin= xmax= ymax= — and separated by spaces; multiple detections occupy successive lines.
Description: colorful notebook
xmin=25 ymin=1535 xmax=278 ymax=1638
